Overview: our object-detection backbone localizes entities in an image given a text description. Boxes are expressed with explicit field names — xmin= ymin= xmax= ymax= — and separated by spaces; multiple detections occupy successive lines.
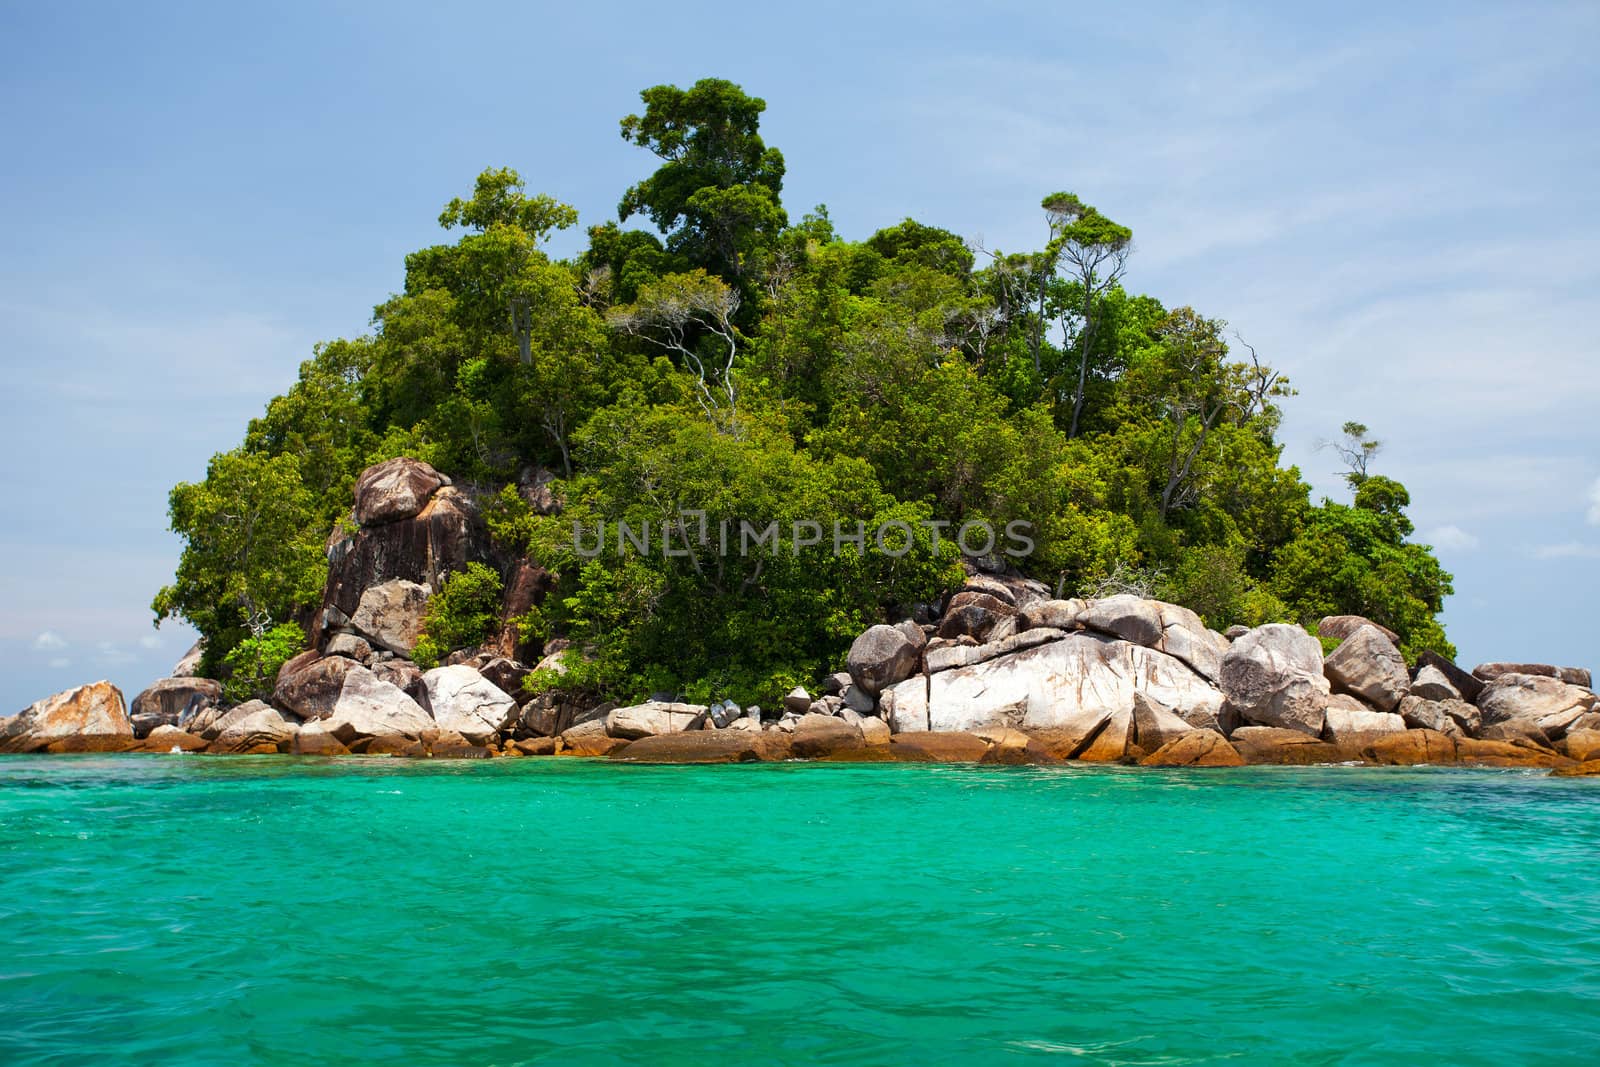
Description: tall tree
xmin=1040 ymin=192 xmax=1132 ymax=437
xmin=1324 ymin=420 xmax=1382 ymax=488
xmin=424 ymin=168 xmax=580 ymax=366
xmin=618 ymin=78 xmax=787 ymax=286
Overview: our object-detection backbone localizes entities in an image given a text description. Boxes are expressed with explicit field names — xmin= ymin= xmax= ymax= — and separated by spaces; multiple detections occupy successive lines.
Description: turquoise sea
xmin=2 ymin=757 xmax=1597 ymax=1066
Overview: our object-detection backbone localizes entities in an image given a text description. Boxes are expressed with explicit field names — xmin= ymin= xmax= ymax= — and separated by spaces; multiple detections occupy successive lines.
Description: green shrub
xmin=412 ymin=563 xmax=505 ymax=669
xmin=220 ymin=623 xmax=307 ymax=704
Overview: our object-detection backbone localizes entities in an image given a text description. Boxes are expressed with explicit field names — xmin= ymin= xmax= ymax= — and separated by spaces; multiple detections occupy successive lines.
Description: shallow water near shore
xmin=2 ymin=757 xmax=1598 ymax=1065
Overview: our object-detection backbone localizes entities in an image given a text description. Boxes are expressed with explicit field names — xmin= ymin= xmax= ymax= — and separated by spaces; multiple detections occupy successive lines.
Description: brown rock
xmin=45 ymin=735 xmax=138 ymax=753
xmin=1455 ymin=738 xmax=1572 ymax=768
xmin=1 ymin=681 xmax=132 ymax=753
xmin=1362 ymin=729 xmax=1458 ymax=766
xmin=276 ymin=648 xmax=321 ymax=688
xmin=1550 ymin=760 xmax=1600 ymax=777
xmin=790 ymin=713 xmax=867 ymax=759
xmin=136 ymin=727 xmax=209 ymax=752
xmin=1077 ymin=704 xmax=1135 ymax=762
xmin=1480 ymin=720 xmax=1556 ymax=749
xmin=291 ymin=726 xmax=351 ymax=756
xmin=1138 ymin=730 xmax=1245 ymax=767
xmin=846 ymin=624 xmax=922 ymax=696
xmin=1318 ymin=615 xmax=1400 ymax=646
xmin=272 ymin=655 xmax=358 ymax=720
xmin=1132 ymin=693 xmax=1198 ymax=752
xmin=559 ymin=720 xmax=630 ymax=757
xmin=889 ymin=732 xmax=991 ymax=762
xmin=1414 ymin=650 xmax=1485 ymax=704
xmin=129 ymin=677 xmax=224 ymax=737
xmin=611 ymin=732 xmax=772 ymax=763
xmin=320 ymin=485 xmax=484 ymax=643
xmin=936 ymin=591 xmax=1018 ymax=643
xmin=429 ymin=744 xmax=493 ymax=759
xmin=478 ymin=657 xmax=532 ymax=700
xmin=859 ymin=717 xmax=892 ymax=746
xmin=1024 ymin=713 xmax=1116 ymax=760
xmin=1229 ymin=726 xmax=1342 ymax=765
xmin=1562 ymin=729 xmax=1600 ymax=763
xmin=351 ymin=734 xmax=414 ymax=755
xmin=323 ymin=633 xmax=373 ymax=662
xmin=352 ymin=457 xmax=445 ymax=526
xmin=513 ymin=737 xmax=557 ymax=756
xmin=1323 ymin=624 xmax=1410 ymax=712
xmin=489 ymin=561 xmax=554 ymax=660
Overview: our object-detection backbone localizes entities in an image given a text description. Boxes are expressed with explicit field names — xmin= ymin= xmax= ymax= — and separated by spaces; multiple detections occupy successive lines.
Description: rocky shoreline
xmin=5 ymin=458 xmax=1596 ymax=776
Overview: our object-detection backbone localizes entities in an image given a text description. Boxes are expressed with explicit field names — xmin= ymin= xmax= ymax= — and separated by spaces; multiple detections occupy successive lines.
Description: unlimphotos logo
xmin=571 ymin=515 xmax=1034 ymax=559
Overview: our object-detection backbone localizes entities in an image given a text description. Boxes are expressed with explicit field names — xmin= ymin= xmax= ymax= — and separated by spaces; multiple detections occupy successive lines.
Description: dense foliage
xmin=155 ymin=77 xmax=1455 ymax=704
xmin=412 ymin=563 xmax=506 ymax=671
xmin=219 ymin=623 xmax=307 ymax=705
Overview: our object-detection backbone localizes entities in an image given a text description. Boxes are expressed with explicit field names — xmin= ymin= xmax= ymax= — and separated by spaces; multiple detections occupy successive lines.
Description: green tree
xmin=153 ymin=450 xmax=327 ymax=673
xmin=1040 ymin=193 xmax=1133 ymax=437
xmin=412 ymin=563 xmax=506 ymax=670
xmin=618 ymin=78 xmax=787 ymax=286
xmin=221 ymin=623 xmax=309 ymax=704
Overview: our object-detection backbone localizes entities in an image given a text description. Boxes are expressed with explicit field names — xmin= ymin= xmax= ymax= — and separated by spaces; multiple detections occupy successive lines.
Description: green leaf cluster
xmin=412 ymin=563 xmax=506 ymax=671
xmin=220 ymin=623 xmax=308 ymax=705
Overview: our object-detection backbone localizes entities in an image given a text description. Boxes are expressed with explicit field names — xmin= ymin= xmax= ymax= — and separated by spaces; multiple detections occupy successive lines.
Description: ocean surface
xmin=2 ymin=756 xmax=1597 ymax=1066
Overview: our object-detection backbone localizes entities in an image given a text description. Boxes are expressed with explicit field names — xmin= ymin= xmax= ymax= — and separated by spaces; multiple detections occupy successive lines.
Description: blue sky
xmin=2 ymin=1 xmax=1596 ymax=712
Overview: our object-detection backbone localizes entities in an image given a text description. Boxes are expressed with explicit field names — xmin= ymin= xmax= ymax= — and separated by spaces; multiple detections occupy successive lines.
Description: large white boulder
xmin=606 ymin=701 xmax=707 ymax=739
xmin=912 ymin=632 xmax=1223 ymax=734
xmin=1219 ymin=624 xmax=1330 ymax=737
xmin=1477 ymin=673 xmax=1593 ymax=725
xmin=210 ymin=703 xmax=300 ymax=754
xmin=1322 ymin=701 xmax=1407 ymax=748
xmin=1323 ymin=624 xmax=1410 ymax=712
xmin=321 ymin=665 xmax=434 ymax=743
xmin=350 ymin=578 xmax=432 ymax=656
xmin=420 ymin=665 xmax=518 ymax=745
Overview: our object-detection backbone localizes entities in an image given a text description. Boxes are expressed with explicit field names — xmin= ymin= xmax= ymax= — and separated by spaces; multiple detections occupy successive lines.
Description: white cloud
xmin=95 ymin=641 xmax=136 ymax=666
xmin=32 ymin=630 xmax=67 ymax=652
xmin=138 ymin=633 xmax=162 ymax=650
xmin=1427 ymin=525 xmax=1479 ymax=551
xmin=48 ymin=657 xmax=71 ymax=669
xmin=1532 ymin=542 xmax=1600 ymax=560
xmin=1587 ymin=477 xmax=1600 ymax=525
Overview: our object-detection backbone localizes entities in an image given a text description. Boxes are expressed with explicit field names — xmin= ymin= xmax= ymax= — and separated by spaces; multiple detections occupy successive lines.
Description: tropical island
xmin=3 ymin=79 xmax=1595 ymax=771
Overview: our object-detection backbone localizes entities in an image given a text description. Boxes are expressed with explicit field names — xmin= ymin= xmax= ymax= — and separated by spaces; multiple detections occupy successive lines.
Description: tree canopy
xmin=156 ymin=77 xmax=1456 ymax=704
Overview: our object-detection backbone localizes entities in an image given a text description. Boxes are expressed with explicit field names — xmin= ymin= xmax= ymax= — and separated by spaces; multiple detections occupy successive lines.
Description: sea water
xmin=2 ymin=756 xmax=1597 ymax=1065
